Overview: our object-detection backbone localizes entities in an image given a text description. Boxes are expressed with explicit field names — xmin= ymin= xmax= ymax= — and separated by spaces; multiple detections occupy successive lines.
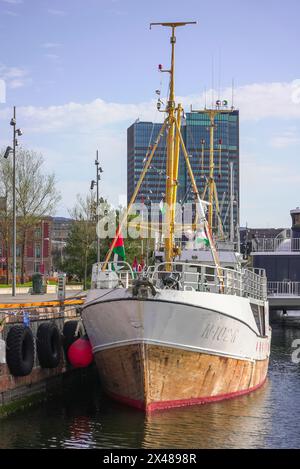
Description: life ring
xmin=36 ymin=322 xmax=61 ymax=369
xmin=6 ymin=325 xmax=35 ymax=377
xmin=63 ymin=320 xmax=85 ymax=363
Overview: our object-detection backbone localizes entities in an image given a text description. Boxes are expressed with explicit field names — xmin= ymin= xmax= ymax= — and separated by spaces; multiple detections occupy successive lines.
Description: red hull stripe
xmin=107 ymin=379 xmax=267 ymax=412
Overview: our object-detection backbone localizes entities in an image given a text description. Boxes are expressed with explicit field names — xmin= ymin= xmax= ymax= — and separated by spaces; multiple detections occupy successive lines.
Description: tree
xmin=62 ymin=194 xmax=97 ymax=290
xmin=62 ymin=194 xmax=156 ymax=289
xmin=0 ymin=147 xmax=61 ymax=283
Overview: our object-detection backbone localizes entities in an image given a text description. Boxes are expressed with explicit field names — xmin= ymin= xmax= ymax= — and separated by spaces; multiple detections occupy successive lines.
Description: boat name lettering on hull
xmin=201 ymin=323 xmax=239 ymax=344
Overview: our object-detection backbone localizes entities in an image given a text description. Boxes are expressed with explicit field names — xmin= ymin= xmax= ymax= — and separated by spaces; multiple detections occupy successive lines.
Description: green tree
xmin=62 ymin=197 xmax=152 ymax=287
xmin=0 ymin=147 xmax=61 ymax=283
xmin=62 ymin=194 xmax=97 ymax=290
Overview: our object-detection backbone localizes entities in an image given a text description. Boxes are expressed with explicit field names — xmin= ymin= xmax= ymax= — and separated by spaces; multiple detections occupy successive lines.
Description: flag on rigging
xmin=159 ymin=199 xmax=166 ymax=215
xmin=195 ymin=229 xmax=210 ymax=247
xmin=111 ymin=229 xmax=126 ymax=260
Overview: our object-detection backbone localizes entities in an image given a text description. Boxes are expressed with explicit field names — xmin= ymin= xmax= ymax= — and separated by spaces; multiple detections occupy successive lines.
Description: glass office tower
xmin=127 ymin=110 xmax=239 ymax=237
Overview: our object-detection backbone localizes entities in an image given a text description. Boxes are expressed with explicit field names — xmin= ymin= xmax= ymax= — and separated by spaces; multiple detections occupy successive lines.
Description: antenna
xmin=231 ymin=78 xmax=235 ymax=110
xmin=211 ymin=55 xmax=214 ymax=108
xmin=150 ymin=21 xmax=197 ymax=108
xmin=150 ymin=21 xmax=197 ymax=29
xmin=218 ymin=48 xmax=222 ymax=102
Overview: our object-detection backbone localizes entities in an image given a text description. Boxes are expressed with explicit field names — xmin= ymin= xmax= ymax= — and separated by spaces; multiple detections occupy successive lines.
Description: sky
xmin=0 ymin=0 xmax=300 ymax=227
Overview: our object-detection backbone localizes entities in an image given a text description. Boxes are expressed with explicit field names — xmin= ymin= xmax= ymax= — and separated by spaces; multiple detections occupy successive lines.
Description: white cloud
xmin=240 ymin=152 xmax=300 ymax=227
xmin=41 ymin=42 xmax=61 ymax=49
xmin=0 ymin=98 xmax=155 ymax=134
xmin=44 ymin=53 xmax=60 ymax=61
xmin=47 ymin=9 xmax=66 ymax=16
xmin=0 ymin=78 xmax=300 ymax=221
xmin=269 ymin=131 xmax=300 ymax=148
xmin=178 ymin=80 xmax=300 ymax=121
xmin=0 ymin=64 xmax=30 ymax=89
xmin=2 ymin=10 xmax=18 ymax=15
xmin=9 ymin=78 xmax=26 ymax=89
xmin=0 ymin=79 xmax=298 ymax=135
xmin=1 ymin=0 xmax=23 ymax=4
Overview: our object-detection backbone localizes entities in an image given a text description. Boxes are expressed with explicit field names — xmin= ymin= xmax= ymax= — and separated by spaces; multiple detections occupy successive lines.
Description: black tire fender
xmin=6 ymin=325 xmax=35 ymax=377
xmin=36 ymin=322 xmax=61 ymax=369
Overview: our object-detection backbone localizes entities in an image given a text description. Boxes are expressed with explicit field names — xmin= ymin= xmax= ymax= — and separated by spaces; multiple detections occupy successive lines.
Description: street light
xmin=90 ymin=150 xmax=103 ymax=263
xmin=4 ymin=146 xmax=13 ymax=159
xmin=2 ymin=106 xmax=23 ymax=296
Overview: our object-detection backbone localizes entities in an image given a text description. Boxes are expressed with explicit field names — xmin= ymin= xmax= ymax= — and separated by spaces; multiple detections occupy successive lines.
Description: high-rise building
xmin=127 ymin=121 xmax=168 ymax=205
xmin=127 ymin=110 xmax=239 ymax=237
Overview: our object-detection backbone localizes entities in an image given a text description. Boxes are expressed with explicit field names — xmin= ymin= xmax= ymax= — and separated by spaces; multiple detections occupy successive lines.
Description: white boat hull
xmin=82 ymin=288 xmax=271 ymax=411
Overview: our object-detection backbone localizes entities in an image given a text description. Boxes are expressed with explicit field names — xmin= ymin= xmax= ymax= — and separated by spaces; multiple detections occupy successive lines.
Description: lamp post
xmin=90 ymin=150 xmax=103 ymax=263
xmin=3 ymin=106 xmax=23 ymax=296
xmin=40 ymin=220 xmax=50 ymax=275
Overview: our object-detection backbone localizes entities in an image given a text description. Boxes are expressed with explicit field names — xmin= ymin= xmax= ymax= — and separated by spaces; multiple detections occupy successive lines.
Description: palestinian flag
xmin=195 ymin=229 xmax=210 ymax=247
xmin=111 ymin=229 xmax=126 ymax=260
xmin=159 ymin=199 xmax=166 ymax=215
xmin=132 ymin=256 xmax=138 ymax=272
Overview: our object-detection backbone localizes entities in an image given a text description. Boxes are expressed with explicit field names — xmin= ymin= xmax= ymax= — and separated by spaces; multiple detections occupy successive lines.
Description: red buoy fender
xmin=67 ymin=335 xmax=93 ymax=368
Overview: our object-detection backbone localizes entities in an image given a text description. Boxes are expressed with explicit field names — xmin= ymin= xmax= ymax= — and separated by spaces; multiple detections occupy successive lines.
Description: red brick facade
xmin=0 ymin=217 xmax=52 ymax=283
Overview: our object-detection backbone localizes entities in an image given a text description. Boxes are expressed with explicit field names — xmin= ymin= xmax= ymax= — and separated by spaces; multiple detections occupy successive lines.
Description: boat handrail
xmin=92 ymin=261 xmax=135 ymax=277
xmin=150 ymin=262 xmax=267 ymax=301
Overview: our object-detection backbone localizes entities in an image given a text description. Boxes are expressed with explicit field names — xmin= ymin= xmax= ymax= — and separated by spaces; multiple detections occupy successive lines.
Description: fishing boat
xmin=82 ymin=22 xmax=271 ymax=412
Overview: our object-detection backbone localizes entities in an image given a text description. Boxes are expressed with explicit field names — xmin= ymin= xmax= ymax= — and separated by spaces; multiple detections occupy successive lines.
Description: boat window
xmin=250 ymin=304 xmax=266 ymax=336
xmin=259 ymin=306 xmax=266 ymax=336
xmin=205 ymin=267 xmax=215 ymax=282
xmin=250 ymin=304 xmax=261 ymax=334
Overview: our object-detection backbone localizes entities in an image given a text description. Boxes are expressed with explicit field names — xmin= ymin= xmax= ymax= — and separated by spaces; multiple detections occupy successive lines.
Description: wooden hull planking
xmin=94 ymin=344 xmax=269 ymax=412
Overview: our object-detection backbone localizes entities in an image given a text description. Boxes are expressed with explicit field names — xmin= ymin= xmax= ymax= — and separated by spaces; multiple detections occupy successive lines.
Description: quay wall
xmin=0 ymin=306 xmax=81 ymax=417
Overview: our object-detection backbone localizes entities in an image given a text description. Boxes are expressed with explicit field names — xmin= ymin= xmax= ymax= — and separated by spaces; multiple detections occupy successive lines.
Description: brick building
xmin=0 ymin=217 xmax=52 ymax=282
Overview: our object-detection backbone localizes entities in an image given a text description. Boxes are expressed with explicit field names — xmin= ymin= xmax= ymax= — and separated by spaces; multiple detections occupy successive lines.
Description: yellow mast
xmin=102 ymin=119 xmax=168 ymax=271
xmin=208 ymin=111 xmax=216 ymax=228
xmin=171 ymin=103 xmax=182 ymax=250
xmin=150 ymin=22 xmax=196 ymax=267
xmin=103 ymin=21 xmax=224 ymax=288
xmin=165 ymin=24 xmax=176 ymax=267
xmin=191 ymin=107 xmax=233 ymax=237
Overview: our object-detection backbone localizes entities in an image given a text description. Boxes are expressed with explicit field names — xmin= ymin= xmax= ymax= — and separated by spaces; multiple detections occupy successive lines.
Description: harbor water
xmin=1 ymin=324 xmax=300 ymax=449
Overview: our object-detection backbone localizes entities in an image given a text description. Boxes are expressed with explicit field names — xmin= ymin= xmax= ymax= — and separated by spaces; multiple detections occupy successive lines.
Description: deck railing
xmin=150 ymin=262 xmax=267 ymax=301
xmin=252 ymin=237 xmax=300 ymax=252
xmin=267 ymin=281 xmax=300 ymax=297
xmin=92 ymin=261 xmax=267 ymax=301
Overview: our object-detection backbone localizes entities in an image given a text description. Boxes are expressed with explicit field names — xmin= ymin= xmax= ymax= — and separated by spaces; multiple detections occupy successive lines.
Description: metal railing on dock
xmin=252 ymin=237 xmax=300 ymax=252
xmin=0 ymin=294 xmax=85 ymax=311
xmin=268 ymin=281 xmax=300 ymax=297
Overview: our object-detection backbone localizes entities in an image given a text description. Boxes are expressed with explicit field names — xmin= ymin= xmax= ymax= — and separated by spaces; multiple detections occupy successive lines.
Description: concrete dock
xmin=0 ymin=291 xmax=86 ymax=418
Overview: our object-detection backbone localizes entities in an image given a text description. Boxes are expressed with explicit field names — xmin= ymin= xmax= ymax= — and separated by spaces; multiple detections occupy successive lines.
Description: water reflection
xmin=1 ymin=325 xmax=300 ymax=449
xmin=143 ymin=383 xmax=272 ymax=449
